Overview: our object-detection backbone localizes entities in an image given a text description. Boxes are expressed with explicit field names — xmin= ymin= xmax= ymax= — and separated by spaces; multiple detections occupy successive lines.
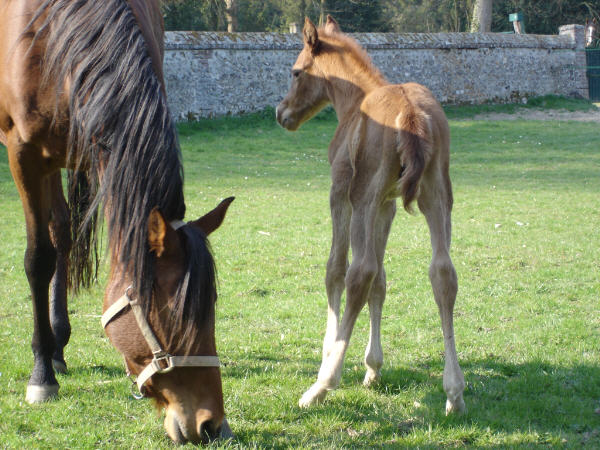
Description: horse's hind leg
xmin=363 ymin=199 xmax=396 ymax=387
xmin=48 ymin=173 xmax=71 ymax=374
xmin=418 ymin=170 xmax=465 ymax=414
xmin=8 ymin=137 xmax=59 ymax=403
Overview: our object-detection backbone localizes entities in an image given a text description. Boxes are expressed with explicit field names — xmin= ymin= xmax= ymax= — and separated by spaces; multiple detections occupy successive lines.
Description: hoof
xmin=445 ymin=396 xmax=466 ymax=415
xmin=299 ymin=383 xmax=328 ymax=408
xmin=52 ymin=359 xmax=67 ymax=374
xmin=26 ymin=384 xmax=59 ymax=404
xmin=363 ymin=370 xmax=381 ymax=387
xmin=219 ymin=418 xmax=235 ymax=440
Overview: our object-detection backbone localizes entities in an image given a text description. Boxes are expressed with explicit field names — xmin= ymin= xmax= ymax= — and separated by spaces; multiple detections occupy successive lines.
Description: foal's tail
xmin=395 ymin=107 xmax=432 ymax=213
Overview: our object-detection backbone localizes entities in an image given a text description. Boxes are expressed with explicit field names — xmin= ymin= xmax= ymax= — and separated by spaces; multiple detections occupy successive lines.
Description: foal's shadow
xmin=372 ymin=357 xmax=600 ymax=439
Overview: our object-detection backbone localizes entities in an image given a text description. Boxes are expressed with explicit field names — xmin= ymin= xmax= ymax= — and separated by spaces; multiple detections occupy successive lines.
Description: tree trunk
xmin=225 ymin=0 xmax=237 ymax=32
xmin=470 ymin=0 xmax=492 ymax=32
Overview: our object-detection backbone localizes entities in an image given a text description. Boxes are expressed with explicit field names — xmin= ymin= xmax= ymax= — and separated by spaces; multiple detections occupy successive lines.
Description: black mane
xmin=31 ymin=0 xmax=216 ymax=344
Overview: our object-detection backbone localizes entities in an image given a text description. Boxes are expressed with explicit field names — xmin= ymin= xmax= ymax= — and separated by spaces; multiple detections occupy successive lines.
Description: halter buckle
xmin=151 ymin=352 xmax=175 ymax=374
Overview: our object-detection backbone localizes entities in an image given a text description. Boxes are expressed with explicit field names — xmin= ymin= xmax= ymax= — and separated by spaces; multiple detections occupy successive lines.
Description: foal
xmin=277 ymin=16 xmax=465 ymax=414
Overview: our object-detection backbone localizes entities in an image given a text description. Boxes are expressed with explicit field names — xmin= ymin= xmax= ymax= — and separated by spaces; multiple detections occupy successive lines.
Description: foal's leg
xmin=363 ymin=200 xmax=396 ymax=387
xmin=418 ymin=172 xmax=465 ymax=414
xmin=48 ymin=173 xmax=71 ymax=374
xmin=322 ymin=181 xmax=351 ymax=361
xmin=300 ymin=199 xmax=378 ymax=407
xmin=8 ymin=137 xmax=59 ymax=403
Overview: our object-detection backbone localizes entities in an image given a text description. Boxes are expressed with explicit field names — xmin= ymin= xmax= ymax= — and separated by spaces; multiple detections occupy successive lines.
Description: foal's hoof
xmin=299 ymin=383 xmax=328 ymax=408
xmin=52 ymin=359 xmax=67 ymax=374
xmin=363 ymin=369 xmax=381 ymax=387
xmin=26 ymin=384 xmax=59 ymax=404
xmin=445 ymin=396 xmax=466 ymax=415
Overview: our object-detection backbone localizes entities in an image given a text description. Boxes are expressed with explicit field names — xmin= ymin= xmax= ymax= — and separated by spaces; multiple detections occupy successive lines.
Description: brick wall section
xmin=163 ymin=28 xmax=586 ymax=120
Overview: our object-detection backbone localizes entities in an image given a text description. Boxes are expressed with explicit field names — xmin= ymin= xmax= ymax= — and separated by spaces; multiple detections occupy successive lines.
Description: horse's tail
xmin=395 ymin=106 xmax=432 ymax=213
xmin=67 ymin=170 xmax=99 ymax=292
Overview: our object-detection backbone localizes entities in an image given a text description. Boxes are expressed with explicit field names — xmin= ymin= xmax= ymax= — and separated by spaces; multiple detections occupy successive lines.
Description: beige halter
xmin=101 ymin=221 xmax=220 ymax=396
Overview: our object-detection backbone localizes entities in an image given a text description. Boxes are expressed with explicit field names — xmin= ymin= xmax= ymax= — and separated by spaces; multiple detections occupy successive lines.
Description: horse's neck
xmin=326 ymin=61 xmax=386 ymax=123
xmin=127 ymin=0 xmax=165 ymax=88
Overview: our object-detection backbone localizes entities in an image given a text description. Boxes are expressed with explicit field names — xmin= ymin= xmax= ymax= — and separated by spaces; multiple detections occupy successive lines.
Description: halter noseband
xmin=100 ymin=221 xmax=220 ymax=396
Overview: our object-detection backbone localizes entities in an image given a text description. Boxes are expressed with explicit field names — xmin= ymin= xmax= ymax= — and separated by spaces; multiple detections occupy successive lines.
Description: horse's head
xmin=276 ymin=16 xmax=342 ymax=130
xmin=103 ymin=197 xmax=234 ymax=445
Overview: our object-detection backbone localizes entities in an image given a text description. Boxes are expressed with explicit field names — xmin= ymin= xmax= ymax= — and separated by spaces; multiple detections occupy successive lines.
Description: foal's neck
xmin=325 ymin=54 xmax=387 ymax=123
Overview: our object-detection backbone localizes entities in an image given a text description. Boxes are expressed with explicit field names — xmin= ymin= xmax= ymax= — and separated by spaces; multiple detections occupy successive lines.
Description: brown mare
xmin=0 ymin=0 xmax=233 ymax=444
xmin=276 ymin=17 xmax=465 ymax=414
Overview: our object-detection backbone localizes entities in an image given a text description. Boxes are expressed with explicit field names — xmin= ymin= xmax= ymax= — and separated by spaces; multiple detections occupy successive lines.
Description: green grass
xmin=1 ymin=99 xmax=599 ymax=448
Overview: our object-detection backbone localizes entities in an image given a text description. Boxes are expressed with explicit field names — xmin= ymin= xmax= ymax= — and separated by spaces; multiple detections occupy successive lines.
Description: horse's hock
xmin=163 ymin=25 xmax=588 ymax=120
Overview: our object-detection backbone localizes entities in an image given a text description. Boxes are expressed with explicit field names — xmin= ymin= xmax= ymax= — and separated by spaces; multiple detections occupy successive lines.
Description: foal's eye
xmin=292 ymin=70 xmax=301 ymax=78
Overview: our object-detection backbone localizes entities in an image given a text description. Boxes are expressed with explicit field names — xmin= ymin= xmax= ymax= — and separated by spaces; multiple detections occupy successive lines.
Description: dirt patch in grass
xmin=471 ymin=108 xmax=600 ymax=122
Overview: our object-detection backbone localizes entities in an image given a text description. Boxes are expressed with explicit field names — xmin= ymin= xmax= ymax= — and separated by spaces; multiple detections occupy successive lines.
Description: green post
xmin=509 ymin=12 xmax=525 ymax=34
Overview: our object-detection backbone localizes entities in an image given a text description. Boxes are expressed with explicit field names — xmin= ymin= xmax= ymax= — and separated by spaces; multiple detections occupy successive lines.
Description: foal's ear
xmin=325 ymin=15 xmax=341 ymax=34
xmin=190 ymin=197 xmax=235 ymax=236
xmin=148 ymin=208 xmax=167 ymax=257
xmin=303 ymin=17 xmax=319 ymax=49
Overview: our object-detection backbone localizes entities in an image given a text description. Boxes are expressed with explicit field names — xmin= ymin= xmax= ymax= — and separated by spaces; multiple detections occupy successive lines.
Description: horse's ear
xmin=148 ymin=208 xmax=167 ymax=257
xmin=303 ymin=17 xmax=319 ymax=49
xmin=190 ymin=197 xmax=235 ymax=236
xmin=325 ymin=15 xmax=341 ymax=34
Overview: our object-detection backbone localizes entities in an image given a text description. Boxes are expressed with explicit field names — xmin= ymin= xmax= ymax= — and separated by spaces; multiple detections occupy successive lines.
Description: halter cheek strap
xmin=101 ymin=282 xmax=220 ymax=394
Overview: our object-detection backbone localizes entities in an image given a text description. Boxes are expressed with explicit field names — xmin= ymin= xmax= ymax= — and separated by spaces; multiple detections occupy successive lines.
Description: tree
xmin=321 ymin=0 xmax=386 ymax=32
xmin=225 ymin=0 xmax=238 ymax=32
xmin=471 ymin=0 xmax=493 ymax=32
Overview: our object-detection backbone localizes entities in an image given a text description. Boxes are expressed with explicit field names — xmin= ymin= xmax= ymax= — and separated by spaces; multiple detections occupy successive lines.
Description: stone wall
xmin=163 ymin=26 xmax=587 ymax=120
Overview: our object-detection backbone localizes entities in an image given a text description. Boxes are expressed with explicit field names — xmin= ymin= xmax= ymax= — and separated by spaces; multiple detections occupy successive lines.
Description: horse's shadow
xmin=59 ymin=364 xmax=124 ymax=379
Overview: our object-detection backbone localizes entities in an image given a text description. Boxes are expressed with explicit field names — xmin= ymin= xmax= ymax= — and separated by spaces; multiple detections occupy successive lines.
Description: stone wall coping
xmin=165 ymin=30 xmax=575 ymax=51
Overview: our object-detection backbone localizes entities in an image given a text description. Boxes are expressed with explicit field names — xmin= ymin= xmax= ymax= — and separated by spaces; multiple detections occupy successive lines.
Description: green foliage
xmin=492 ymin=0 xmax=600 ymax=34
xmin=162 ymin=0 xmax=600 ymax=34
xmin=1 ymin=101 xmax=600 ymax=447
xmin=321 ymin=0 xmax=387 ymax=32
xmin=162 ymin=0 xmax=226 ymax=31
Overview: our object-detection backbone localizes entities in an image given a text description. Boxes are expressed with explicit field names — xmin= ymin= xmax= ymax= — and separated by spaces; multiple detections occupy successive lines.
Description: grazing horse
xmin=0 ymin=0 xmax=233 ymax=444
xmin=586 ymin=18 xmax=599 ymax=47
xmin=276 ymin=16 xmax=465 ymax=414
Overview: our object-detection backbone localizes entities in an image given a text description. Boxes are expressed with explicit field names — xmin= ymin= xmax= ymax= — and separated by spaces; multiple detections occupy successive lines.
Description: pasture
xmin=0 ymin=102 xmax=599 ymax=447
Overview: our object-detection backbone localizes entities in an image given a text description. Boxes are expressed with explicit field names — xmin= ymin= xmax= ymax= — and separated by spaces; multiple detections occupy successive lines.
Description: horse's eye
xmin=292 ymin=70 xmax=301 ymax=78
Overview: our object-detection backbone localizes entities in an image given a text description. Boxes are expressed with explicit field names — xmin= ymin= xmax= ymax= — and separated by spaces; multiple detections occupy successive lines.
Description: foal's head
xmin=103 ymin=197 xmax=234 ymax=445
xmin=276 ymin=16 xmax=344 ymax=130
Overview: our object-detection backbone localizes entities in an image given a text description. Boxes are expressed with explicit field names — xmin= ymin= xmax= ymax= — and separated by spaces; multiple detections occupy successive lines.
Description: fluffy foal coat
xmin=276 ymin=16 xmax=465 ymax=414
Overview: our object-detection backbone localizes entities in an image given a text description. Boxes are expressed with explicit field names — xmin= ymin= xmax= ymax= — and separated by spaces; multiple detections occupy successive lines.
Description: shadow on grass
xmin=378 ymin=357 xmax=600 ymax=439
xmin=62 ymin=364 xmax=124 ymax=378
xmin=229 ymin=356 xmax=600 ymax=446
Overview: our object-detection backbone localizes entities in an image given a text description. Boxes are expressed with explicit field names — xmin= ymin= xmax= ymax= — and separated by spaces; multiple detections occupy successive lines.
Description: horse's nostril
xmin=199 ymin=419 xmax=219 ymax=443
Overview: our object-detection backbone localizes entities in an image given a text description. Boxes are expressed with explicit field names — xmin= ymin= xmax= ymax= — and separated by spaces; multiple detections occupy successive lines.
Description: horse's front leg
xmin=8 ymin=137 xmax=59 ymax=403
xmin=48 ymin=173 xmax=71 ymax=374
xmin=300 ymin=199 xmax=377 ymax=407
xmin=322 ymin=182 xmax=351 ymax=361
